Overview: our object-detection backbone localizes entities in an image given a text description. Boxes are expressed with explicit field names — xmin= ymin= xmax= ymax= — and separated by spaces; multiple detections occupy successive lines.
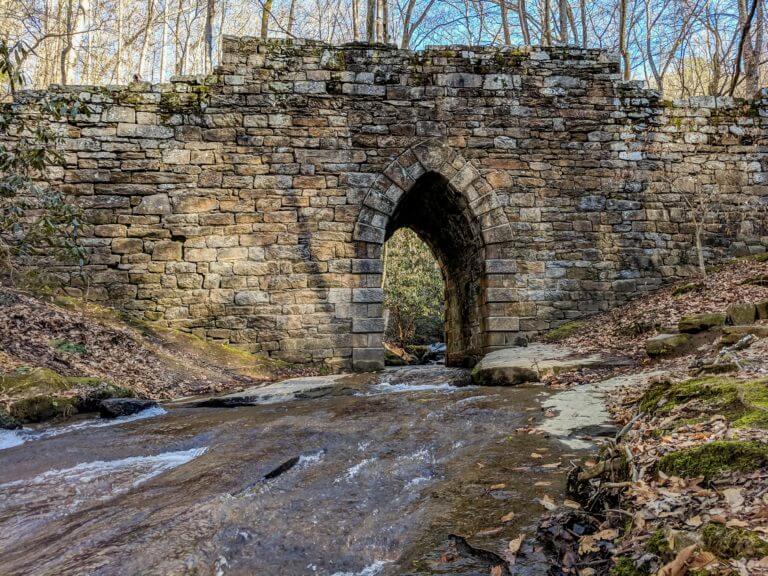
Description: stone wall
xmin=5 ymin=37 xmax=767 ymax=371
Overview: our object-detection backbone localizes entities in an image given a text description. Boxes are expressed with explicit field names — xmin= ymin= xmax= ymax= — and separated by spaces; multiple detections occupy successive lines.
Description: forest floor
xmin=0 ymin=288 xmax=301 ymax=425
xmin=533 ymin=255 xmax=768 ymax=576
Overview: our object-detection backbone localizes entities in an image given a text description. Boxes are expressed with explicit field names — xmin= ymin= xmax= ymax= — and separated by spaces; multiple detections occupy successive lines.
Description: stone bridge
xmin=8 ymin=37 xmax=768 ymax=371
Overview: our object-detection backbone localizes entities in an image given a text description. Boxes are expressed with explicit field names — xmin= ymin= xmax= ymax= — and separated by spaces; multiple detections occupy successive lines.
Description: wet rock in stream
xmin=99 ymin=398 xmax=158 ymax=418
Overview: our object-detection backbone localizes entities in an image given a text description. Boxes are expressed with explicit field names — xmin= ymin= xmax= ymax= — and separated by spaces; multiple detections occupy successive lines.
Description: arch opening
xmin=383 ymin=171 xmax=486 ymax=367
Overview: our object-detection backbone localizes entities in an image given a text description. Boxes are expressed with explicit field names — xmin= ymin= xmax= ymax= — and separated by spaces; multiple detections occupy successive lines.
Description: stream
xmin=0 ymin=365 xmax=610 ymax=576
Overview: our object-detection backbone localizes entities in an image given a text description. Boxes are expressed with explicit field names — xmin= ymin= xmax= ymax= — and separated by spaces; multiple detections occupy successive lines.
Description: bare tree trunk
xmin=730 ymin=0 xmax=760 ymax=96
xmin=542 ymin=0 xmax=551 ymax=45
xmin=219 ymin=0 xmax=228 ymax=55
xmin=260 ymin=0 xmax=271 ymax=39
xmin=579 ymin=0 xmax=586 ymax=47
xmin=558 ymin=0 xmax=568 ymax=43
xmin=115 ymin=0 xmax=123 ymax=82
xmin=499 ymin=0 xmax=511 ymax=45
xmin=519 ymin=0 xmax=530 ymax=44
xmin=352 ymin=0 xmax=359 ymax=40
xmin=138 ymin=0 xmax=155 ymax=79
xmin=618 ymin=0 xmax=630 ymax=80
xmin=366 ymin=0 xmax=376 ymax=42
xmin=205 ymin=0 xmax=216 ymax=68
xmin=375 ymin=0 xmax=386 ymax=41
xmin=382 ymin=0 xmax=389 ymax=42
xmin=60 ymin=0 xmax=75 ymax=83
xmin=741 ymin=0 xmax=762 ymax=96
xmin=288 ymin=0 xmax=297 ymax=35
xmin=160 ymin=0 xmax=169 ymax=80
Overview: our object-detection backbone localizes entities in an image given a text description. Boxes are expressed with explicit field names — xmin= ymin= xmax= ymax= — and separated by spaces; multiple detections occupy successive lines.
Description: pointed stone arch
xmin=351 ymin=140 xmax=518 ymax=371
xmin=353 ymin=139 xmax=514 ymax=246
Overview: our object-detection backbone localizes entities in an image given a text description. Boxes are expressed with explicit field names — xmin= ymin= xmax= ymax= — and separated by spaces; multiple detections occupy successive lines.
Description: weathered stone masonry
xmin=7 ymin=37 xmax=768 ymax=371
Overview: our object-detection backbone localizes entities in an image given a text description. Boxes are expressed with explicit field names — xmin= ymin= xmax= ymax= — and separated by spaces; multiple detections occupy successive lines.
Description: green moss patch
xmin=0 ymin=368 xmax=72 ymax=396
xmin=611 ymin=557 xmax=650 ymax=576
xmin=10 ymin=395 xmax=79 ymax=423
xmin=638 ymin=376 xmax=768 ymax=428
xmin=672 ymin=282 xmax=702 ymax=296
xmin=542 ymin=320 xmax=584 ymax=342
xmin=658 ymin=441 xmax=768 ymax=480
xmin=645 ymin=529 xmax=671 ymax=558
xmin=678 ymin=313 xmax=726 ymax=334
xmin=702 ymin=523 xmax=768 ymax=559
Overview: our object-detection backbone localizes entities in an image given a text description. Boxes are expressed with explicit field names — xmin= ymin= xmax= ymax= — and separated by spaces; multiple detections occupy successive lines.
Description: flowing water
xmin=0 ymin=366 xmax=590 ymax=576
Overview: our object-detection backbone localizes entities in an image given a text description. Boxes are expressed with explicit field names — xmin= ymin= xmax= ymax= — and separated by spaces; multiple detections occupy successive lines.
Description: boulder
xmin=0 ymin=407 xmax=21 ymax=430
xmin=720 ymin=325 xmax=768 ymax=346
xmin=10 ymin=395 xmax=78 ymax=423
xmin=726 ymin=303 xmax=757 ymax=325
xmin=678 ymin=312 xmax=726 ymax=333
xmin=645 ymin=333 xmax=690 ymax=357
xmin=471 ymin=344 xmax=617 ymax=386
xmin=99 ymin=398 xmax=157 ymax=418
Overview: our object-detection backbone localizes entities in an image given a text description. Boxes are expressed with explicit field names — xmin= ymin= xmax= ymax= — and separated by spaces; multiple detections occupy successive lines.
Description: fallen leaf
xmin=578 ymin=535 xmax=599 ymax=554
xmin=726 ymin=518 xmax=749 ymax=528
xmin=490 ymin=566 xmax=504 ymax=576
xmin=538 ymin=495 xmax=557 ymax=511
xmin=686 ymin=515 xmax=703 ymax=527
xmin=500 ymin=511 xmax=515 ymax=522
xmin=508 ymin=534 xmax=524 ymax=554
xmin=723 ymin=487 xmax=745 ymax=510
xmin=541 ymin=462 xmax=561 ymax=469
xmin=563 ymin=499 xmax=581 ymax=509
xmin=689 ymin=551 xmax=717 ymax=570
xmin=657 ymin=544 xmax=697 ymax=576
xmin=578 ymin=569 xmax=596 ymax=576
xmin=530 ymin=453 xmax=543 ymax=459
xmin=593 ymin=529 xmax=618 ymax=541
xmin=475 ymin=527 xmax=504 ymax=537
xmin=534 ymin=481 xmax=551 ymax=486
xmin=489 ymin=483 xmax=506 ymax=490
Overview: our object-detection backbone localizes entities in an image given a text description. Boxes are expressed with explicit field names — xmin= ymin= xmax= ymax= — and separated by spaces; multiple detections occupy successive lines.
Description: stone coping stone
xmin=471 ymin=343 xmax=624 ymax=386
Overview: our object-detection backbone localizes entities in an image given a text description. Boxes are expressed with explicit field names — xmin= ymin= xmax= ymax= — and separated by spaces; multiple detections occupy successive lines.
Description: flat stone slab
xmin=196 ymin=374 xmax=366 ymax=407
xmin=471 ymin=343 xmax=623 ymax=386
xmin=538 ymin=370 xmax=667 ymax=449
xmin=645 ymin=333 xmax=690 ymax=356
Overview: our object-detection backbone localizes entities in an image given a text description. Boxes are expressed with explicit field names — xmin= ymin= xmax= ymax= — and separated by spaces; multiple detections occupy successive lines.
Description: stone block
xmin=352 ymin=317 xmax=385 ymax=333
xmin=112 ymin=238 xmax=143 ymax=254
xmin=135 ymin=194 xmax=171 ymax=215
xmin=352 ymin=347 xmax=385 ymax=372
xmin=152 ymin=241 xmax=182 ymax=261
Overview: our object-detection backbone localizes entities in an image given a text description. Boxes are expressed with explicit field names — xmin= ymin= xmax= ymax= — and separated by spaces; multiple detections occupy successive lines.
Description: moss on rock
xmin=702 ymin=523 xmax=768 ymax=559
xmin=10 ymin=394 xmax=79 ymax=423
xmin=0 ymin=407 xmax=22 ymax=429
xmin=678 ymin=313 xmax=726 ymax=333
xmin=658 ymin=441 xmax=768 ymax=480
xmin=638 ymin=376 xmax=768 ymax=428
xmin=0 ymin=367 xmax=71 ymax=396
xmin=645 ymin=333 xmax=690 ymax=356
xmin=542 ymin=320 xmax=584 ymax=342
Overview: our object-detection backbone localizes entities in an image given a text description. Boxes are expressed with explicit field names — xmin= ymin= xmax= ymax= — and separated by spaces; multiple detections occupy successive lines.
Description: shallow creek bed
xmin=0 ymin=363 xmax=626 ymax=576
